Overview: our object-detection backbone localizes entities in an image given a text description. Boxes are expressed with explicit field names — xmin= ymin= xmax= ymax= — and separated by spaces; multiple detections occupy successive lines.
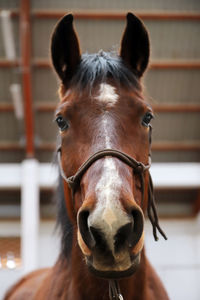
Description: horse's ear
xmin=51 ymin=14 xmax=81 ymax=83
xmin=120 ymin=13 xmax=150 ymax=77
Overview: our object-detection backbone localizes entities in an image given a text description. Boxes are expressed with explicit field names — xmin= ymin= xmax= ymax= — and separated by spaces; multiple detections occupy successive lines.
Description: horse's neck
xmin=49 ymin=248 xmax=149 ymax=300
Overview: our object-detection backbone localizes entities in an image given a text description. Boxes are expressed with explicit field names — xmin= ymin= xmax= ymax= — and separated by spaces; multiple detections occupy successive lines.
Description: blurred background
xmin=0 ymin=0 xmax=200 ymax=299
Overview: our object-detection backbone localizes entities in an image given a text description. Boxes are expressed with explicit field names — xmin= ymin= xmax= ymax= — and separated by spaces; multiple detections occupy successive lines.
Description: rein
xmin=109 ymin=280 xmax=124 ymax=300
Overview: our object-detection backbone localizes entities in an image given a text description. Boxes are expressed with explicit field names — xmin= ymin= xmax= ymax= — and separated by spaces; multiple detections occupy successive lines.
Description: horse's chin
xmin=86 ymin=252 xmax=141 ymax=279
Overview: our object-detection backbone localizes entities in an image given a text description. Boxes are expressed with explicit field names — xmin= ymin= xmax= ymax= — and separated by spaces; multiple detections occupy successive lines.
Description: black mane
xmin=71 ymin=51 xmax=141 ymax=91
xmin=56 ymin=176 xmax=73 ymax=258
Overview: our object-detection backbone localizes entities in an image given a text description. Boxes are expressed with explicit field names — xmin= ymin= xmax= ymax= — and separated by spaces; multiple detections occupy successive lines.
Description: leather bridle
xmin=57 ymin=124 xmax=167 ymax=241
xmin=57 ymin=127 xmax=167 ymax=300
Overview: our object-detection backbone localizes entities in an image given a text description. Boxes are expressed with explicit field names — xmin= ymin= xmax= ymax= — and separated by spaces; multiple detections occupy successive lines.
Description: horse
xmin=4 ymin=12 xmax=169 ymax=300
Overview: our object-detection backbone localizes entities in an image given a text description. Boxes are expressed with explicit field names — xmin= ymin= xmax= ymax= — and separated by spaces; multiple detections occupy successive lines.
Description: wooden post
xmin=20 ymin=0 xmax=34 ymax=157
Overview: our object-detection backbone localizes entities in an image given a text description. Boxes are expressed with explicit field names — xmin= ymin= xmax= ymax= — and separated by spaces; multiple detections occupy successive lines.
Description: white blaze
xmin=88 ymin=83 xmax=130 ymax=253
xmin=96 ymin=158 xmax=122 ymax=227
xmin=102 ymin=116 xmax=111 ymax=148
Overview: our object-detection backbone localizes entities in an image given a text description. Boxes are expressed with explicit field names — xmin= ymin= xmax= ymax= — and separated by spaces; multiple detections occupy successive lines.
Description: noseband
xmin=57 ymin=133 xmax=167 ymax=300
xmin=58 ymin=147 xmax=150 ymax=191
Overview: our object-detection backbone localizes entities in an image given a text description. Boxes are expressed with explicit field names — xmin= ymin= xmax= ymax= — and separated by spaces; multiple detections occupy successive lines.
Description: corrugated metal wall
xmin=0 ymin=0 xmax=199 ymax=162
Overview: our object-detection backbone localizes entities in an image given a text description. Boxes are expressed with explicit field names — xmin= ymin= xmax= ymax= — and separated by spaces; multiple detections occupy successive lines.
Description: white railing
xmin=0 ymin=160 xmax=200 ymax=273
xmin=0 ymin=160 xmax=58 ymax=274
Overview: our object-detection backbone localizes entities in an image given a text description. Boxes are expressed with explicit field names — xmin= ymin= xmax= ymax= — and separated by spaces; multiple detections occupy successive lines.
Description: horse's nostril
xmin=89 ymin=226 xmax=107 ymax=251
xmin=90 ymin=226 xmax=103 ymax=245
xmin=78 ymin=210 xmax=95 ymax=249
xmin=114 ymin=222 xmax=133 ymax=252
xmin=114 ymin=209 xmax=144 ymax=253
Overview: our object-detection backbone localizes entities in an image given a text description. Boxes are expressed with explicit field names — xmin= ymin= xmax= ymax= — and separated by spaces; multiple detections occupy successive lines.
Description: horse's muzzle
xmin=77 ymin=206 xmax=144 ymax=278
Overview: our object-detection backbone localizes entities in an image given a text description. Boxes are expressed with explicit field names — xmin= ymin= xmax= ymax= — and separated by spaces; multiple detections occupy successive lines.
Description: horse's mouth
xmin=86 ymin=252 xmax=141 ymax=279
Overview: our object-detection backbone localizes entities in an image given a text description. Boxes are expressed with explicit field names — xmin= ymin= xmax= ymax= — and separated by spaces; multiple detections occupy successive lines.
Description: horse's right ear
xmin=50 ymin=14 xmax=81 ymax=83
xmin=120 ymin=13 xmax=150 ymax=77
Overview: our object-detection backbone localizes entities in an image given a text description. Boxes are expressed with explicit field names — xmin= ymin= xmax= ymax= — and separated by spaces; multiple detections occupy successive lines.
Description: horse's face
xmin=51 ymin=13 xmax=152 ymax=278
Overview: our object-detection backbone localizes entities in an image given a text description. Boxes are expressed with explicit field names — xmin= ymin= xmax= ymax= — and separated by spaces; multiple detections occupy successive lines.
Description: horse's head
xmin=51 ymin=13 xmax=166 ymax=279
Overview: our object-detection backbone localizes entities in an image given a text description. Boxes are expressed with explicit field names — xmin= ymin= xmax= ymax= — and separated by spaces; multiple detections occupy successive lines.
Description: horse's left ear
xmin=50 ymin=14 xmax=81 ymax=83
xmin=120 ymin=13 xmax=150 ymax=77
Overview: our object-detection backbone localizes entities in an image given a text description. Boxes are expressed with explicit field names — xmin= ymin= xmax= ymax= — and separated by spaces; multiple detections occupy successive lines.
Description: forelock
xmin=70 ymin=51 xmax=141 ymax=92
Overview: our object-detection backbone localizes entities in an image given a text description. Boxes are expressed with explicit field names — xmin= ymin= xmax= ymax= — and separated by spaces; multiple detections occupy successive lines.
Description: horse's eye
xmin=142 ymin=112 xmax=153 ymax=127
xmin=55 ymin=116 xmax=69 ymax=131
